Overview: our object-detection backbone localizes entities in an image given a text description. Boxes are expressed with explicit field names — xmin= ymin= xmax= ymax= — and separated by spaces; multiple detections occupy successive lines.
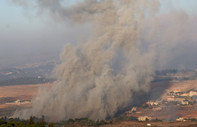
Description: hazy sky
xmin=0 ymin=0 xmax=80 ymax=68
xmin=0 ymin=0 xmax=197 ymax=69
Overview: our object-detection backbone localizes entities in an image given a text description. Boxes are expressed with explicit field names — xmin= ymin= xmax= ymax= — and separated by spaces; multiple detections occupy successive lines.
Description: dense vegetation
xmin=0 ymin=116 xmax=47 ymax=127
xmin=55 ymin=118 xmax=112 ymax=126
xmin=1 ymin=116 xmax=197 ymax=127
xmin=0 ymin=116 xmax=139 ymax=127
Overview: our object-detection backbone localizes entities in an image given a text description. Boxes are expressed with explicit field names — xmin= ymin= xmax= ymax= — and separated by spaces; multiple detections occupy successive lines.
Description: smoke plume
xmin=13 ymin=0 xmax=160 ymax=121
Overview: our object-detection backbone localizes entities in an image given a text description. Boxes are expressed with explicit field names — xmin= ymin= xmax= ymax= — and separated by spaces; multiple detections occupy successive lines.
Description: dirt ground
xmin=63 ymin=121 xmax=197 ymax=127
xmin=0 ymin=83 xmax=52 ymax=116
xmin=0 ymin=83 xmax=51 ymax=99
xmin=0 ymin=79 xmax=197 ymax=123
xmin=101 ymin=121 xmax=197 ymax=127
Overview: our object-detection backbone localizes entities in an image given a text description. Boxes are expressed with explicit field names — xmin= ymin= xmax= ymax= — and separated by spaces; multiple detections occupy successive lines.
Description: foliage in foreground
xmin=55 ymin=118 xmax=112 ymax=126
xmin=0 ymin=116 xmax=48 ymax=127
xmin=1 ymin=115 xmax=197 ymax=127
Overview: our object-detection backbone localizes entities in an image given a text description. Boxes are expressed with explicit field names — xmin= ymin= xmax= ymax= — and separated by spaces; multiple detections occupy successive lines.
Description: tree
xmin=38 ymin=116 xmax=45 ymax=127
xmin=48 ymin=123 xmax=54 ymax=127
xmin=29 ymin=116 xmax=34 ymax=125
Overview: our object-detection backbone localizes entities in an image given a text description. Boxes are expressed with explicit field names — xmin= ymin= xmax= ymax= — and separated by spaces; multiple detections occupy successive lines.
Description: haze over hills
xmin=0 ymin=61 xmax=56 ymax=86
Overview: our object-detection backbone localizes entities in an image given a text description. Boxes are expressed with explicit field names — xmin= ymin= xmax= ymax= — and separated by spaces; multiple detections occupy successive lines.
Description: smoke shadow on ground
xmin=149 ymin=81 xmax=173 ymax=100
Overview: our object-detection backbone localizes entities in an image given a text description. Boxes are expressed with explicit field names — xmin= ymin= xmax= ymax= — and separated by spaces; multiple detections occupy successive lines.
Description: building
xmin=181 ymin=93 xmax=189 ymax=97
xmin=138 ymin=116 xmax=152 ymax=121
xmin=167 ymin=96 xmax=175 ymax=101
xmin=146 ymin=101 xmax=159 ymax=106
xmin=128 ymin=107 xmax=137 ymax=113
xmin=176 ymin=117 xmax=186 ymax=122
xmin=189 ymin=91 xmax=197 ymax=97
xmin=181 ymin=100 xmax=189 ymax=105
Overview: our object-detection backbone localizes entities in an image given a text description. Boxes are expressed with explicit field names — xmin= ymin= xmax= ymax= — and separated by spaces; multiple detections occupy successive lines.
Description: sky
xmin=0 ymin=0 xmax=80 ymax=68
xmin=0 ymin=0 xmax=197 ymax=69
xmin=170 ymin=0 xmax=196 ymax=14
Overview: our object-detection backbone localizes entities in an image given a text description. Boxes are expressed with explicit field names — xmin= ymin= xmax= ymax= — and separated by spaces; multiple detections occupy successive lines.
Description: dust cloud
xmin=12 ymin=0 xmax=160 ymax=121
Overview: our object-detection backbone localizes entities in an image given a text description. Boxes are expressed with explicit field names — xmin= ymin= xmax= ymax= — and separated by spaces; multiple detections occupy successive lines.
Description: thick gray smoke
xmin=13 ymin=0 xmax=160 ymax=121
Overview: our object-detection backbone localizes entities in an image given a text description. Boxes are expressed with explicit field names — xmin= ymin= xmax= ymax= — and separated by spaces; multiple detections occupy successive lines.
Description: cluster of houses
xmin=127 ymin=89 xmax=197 ymax=121
xmin=165 ymin=89 xmax=197 ymax=105
xmin=144 ymin=89 xmax=197 ymax=108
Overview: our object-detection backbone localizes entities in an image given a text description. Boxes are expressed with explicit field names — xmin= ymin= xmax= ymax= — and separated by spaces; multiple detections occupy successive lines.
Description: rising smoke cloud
xmin=12 ymin=0 xmax=160 ymax=121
